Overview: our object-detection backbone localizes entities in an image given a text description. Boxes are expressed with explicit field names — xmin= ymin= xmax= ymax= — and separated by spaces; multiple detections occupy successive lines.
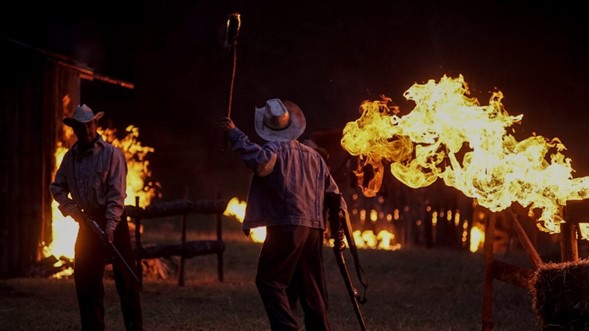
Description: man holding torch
xmin=221 ymin=98 xmax=346 ymax=331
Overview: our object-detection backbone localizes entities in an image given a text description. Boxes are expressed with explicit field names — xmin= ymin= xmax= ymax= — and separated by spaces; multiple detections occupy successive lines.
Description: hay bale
xmin=531 ymin=259 xmax=589 ymax=330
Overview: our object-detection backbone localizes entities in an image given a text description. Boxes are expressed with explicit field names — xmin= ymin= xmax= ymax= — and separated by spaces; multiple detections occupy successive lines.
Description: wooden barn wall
xmin=0 ymin=40 xmax=80 ymax=278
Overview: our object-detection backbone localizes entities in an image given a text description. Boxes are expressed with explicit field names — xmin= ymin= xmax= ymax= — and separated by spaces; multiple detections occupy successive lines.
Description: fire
xmin=43 ymin=144 xmax=78 ymax=267
xmin=353 ymin=229 xmax=400 ymax=250
xmin=224 ymin=196 xmax=401 ymax=249
xmin=341 ymin=74 xmax=589 ymax=235
xmin=99 ymin=125 xmax=160 ymax=207
xmin=470 ymin=225 xmax=485 ymax=253
xmin=46 ymin=125 xmax=159 ymax=272
xmin=223 ymin=197 xmax=266 ymax=243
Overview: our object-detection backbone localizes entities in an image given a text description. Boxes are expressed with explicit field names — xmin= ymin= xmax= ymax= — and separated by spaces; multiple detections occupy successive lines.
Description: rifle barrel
xmin=88 ymin=218 xmax=141 ymax=283
xmin=333 ymin=247 xmax=367 ymax=331
xmin=325 ymin=192 xmax=368 ymax=330
xmin=109 ymin=242 xmax=141 ymax=283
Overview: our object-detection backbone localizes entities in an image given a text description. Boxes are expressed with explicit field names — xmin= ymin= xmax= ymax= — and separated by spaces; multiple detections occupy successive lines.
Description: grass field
xmin=0 ymin=218 xmax=542 ymax=331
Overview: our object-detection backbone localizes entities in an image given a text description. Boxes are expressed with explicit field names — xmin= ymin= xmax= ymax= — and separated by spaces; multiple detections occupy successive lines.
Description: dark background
xmin=2 ymin=0 xmax=588 ymax=201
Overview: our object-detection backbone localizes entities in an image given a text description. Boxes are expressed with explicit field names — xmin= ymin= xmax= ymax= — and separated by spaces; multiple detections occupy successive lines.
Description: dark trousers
xmin=256 ymin=225 xmax=330 ymax=331
xmin=74 ymin=216 xmax=143 ymax=331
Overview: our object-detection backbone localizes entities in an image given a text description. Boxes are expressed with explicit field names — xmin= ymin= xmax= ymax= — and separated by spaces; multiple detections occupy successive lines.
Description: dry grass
xmin=0 ymin=219 xmax=541 ymax=331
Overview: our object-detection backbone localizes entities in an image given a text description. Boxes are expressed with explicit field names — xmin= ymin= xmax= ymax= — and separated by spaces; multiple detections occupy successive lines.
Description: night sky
xmin=3 ymin=1 xmax=589 ymax=201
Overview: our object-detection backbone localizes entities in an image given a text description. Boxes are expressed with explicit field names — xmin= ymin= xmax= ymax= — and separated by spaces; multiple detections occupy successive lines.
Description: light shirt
xmin=228 ymin=127 xmax=343 ymax=230
xmin=49 ymin=135 xmax=127 ymax=225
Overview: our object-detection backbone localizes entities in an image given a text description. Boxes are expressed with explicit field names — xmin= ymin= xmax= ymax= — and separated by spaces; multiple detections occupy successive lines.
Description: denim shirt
xmin=227 ymin=127 xmax=343 ymax=230
xmin=49 ymin=135 xmax=127 ymax=225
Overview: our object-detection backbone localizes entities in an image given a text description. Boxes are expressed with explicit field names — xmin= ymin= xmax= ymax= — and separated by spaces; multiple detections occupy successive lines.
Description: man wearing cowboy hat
xmin=221 ymin=98 xmax=346 ymax=331
xmin=50 ymin=104 xmax=143 ymax=330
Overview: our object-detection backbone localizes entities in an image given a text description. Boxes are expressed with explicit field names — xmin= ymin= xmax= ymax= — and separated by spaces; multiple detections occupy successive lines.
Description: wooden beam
xmin=491 ymin=260 xmax=533 ymax=289
xmin=506 ymin=209 xmax=543 ymax=269
xmin=560 ymin=222 xmax=579 ymax=262
xmin=482 ymin=212 xmax=496 ymax=331
xmin=125 ymin=199 xmax=228 ymax=219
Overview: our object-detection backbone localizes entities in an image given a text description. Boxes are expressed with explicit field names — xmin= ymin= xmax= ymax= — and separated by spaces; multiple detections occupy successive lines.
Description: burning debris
xmin=137 ymin=257 xmax=177 ymax=280
xmin=27 ymin=255 xmax=74 ymax=279
xmin=531 ymin=259 xmax=589 ymax=329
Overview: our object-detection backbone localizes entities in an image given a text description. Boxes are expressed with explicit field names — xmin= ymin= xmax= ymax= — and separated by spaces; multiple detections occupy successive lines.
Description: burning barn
xmin=0 ymin=37 xmax=134 ymax=278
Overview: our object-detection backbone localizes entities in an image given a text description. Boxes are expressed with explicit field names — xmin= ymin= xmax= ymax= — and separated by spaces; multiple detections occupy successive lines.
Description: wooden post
xmin=482 ymin=212 xmax=496 ymax=331
xmin=216 ymin=191 xmax=224 ymax=281
xmin=178 ymin=188 xmax=189 ymax=286
xmin=507 ymin=210 xmax=543 ymax=269
xmin=134 ymin=196 xmax=143 ymax=289
xmin=560 ymin=222 xmax=578 ymax=262
xmin=461 ymin=199 xmax=475 ymax=251
xmin=424 ymin=207 xmax=434 ymax=248
xmin=178 ymin=212 xmax=188 ymax=286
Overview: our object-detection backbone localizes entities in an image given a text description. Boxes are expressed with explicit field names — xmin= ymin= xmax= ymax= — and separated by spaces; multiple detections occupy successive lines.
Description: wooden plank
xmin=491 ymin=259 xmax=533 ymax=289
xmin=506 ymin=209 xmax=543 ymax=268
xmin=138 ymin=241 xmax=225 ymax=260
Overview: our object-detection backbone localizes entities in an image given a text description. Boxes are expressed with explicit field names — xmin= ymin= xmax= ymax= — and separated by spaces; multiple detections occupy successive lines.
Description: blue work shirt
xmin=227 ymin=127 xmax=343 ymax=231
xmin=49 ymin=135 xmax=127 ymax=227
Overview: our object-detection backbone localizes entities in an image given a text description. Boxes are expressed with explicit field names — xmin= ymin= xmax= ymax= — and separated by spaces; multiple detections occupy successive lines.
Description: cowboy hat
xmin=254 ymin=98 xmax=306 ymax=142
xmin=63 ymin=104 xmax=104 ymax=127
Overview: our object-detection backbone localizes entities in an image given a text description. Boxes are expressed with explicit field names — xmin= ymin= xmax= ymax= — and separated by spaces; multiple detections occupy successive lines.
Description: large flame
xmin=43 ymin=144 xmax=79 ymax=262
xmin=45 ymin=126 xmax=159 ymax=267
xmin=341 ymin=75 xmax=589 ymax=235
xmin=100 ymin=125 xmax=160 ymax=207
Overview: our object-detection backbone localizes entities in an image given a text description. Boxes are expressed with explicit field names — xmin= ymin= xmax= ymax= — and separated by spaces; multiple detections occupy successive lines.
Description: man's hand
xmin=220 ymin=116 xmax=236 ymax=132
xmin=105 ymin=228 xmax=114 ymax=243
xmin=58 ymin=203 xmax=84 ymax=223
xmin=105 ymin=221 xmax=117 ymax=243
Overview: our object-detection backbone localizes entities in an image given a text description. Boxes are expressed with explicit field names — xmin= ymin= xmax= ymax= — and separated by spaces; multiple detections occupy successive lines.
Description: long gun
xmin=64 ymin=206 xmax=140 ymax=283
xmin=325 ymin=192 xmax=368 ymax=331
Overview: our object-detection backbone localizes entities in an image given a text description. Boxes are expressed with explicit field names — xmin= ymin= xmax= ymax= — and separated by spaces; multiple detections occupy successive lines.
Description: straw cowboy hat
xmin=63 ymin=104 xmax=104 ymax=127
xmin=254 ymin=98 xmax=306 ymax=142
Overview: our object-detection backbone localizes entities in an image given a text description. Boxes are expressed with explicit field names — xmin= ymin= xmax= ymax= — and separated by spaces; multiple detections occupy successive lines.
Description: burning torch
xmin=221 ymin=12 xmax=241 ymax=152
xmin=224 ymin=12 xmax=241 ymax=118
